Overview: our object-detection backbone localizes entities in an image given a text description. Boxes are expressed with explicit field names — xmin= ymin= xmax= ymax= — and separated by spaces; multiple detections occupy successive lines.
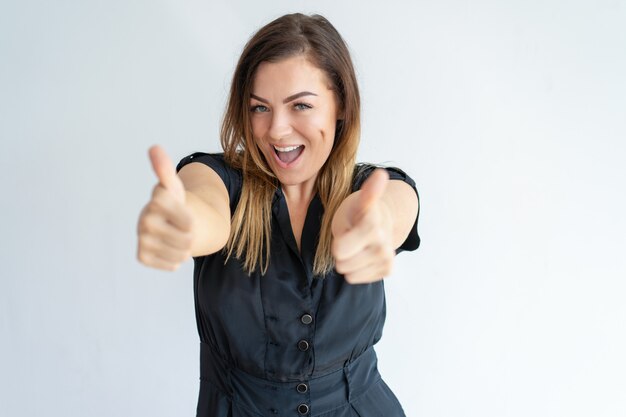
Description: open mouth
xmin=273 ymin=144 xmax=304 ymax=165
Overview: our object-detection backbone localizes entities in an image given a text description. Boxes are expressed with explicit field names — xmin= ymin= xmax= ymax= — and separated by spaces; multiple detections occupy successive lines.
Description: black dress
xmin=176 ymin=153 xmax=421 ymax=417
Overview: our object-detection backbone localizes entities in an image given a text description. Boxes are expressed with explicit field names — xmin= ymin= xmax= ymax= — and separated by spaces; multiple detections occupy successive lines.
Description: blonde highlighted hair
xmin=220 ymin=13 xmax=361 ymax=276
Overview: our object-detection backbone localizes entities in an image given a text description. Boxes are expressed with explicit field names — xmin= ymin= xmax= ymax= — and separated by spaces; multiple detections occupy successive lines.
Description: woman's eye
xmin=294 ymin=102 xmax=312 ymax=111
xmin=250 ymin=105 xmax=269 ymax=113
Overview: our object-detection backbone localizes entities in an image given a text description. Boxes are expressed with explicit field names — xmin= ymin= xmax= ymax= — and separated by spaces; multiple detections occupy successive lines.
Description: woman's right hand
xmin=136 ymin=145 xmax=194 ymax=271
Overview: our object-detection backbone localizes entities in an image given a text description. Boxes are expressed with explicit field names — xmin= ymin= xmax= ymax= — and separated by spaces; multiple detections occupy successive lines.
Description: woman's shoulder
xmin=176 ymin=151 xmax=242 ymax=208
xmin=177 ymin=152 xmax=241 ymax=177
xmin=352 ymin=161 xmax=416 ymax=192
xmin=176 ymin=152 xmax=234 ymax=172
xmin=353 ymin=161 xmax=421 ymax=254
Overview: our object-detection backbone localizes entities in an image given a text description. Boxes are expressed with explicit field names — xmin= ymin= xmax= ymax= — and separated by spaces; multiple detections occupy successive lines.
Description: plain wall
xmin=1 ymin=0 xmax=625 ymax=416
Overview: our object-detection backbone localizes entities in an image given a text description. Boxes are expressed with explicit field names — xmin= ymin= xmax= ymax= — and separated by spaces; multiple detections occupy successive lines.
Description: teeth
xmin=273 ymin=145 xmax=302 ymax=152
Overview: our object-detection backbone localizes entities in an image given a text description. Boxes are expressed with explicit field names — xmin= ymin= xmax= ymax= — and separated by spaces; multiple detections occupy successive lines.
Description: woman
xmin=137 ymin=13 xmax=420 ymax=417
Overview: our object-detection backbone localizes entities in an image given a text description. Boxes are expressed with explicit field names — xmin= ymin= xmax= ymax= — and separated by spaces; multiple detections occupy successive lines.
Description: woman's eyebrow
xmin=250 ymin=91 xmax=318 ymax=104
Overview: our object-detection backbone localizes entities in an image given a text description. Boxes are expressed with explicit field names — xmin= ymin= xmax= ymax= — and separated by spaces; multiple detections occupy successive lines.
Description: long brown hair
xmin=221 ymin=13 xmax=361 ymax=276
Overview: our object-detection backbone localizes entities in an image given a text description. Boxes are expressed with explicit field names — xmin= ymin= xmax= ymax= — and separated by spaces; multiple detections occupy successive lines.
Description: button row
xmin=296 ymin=303 xmax=310 ymax=417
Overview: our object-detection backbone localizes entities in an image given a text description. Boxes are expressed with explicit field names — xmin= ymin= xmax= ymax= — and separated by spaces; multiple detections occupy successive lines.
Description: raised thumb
xmin=354 ymin=168 xmax=389 ymax=218
xmin=148 ymin=145 xmax=186 ymax=203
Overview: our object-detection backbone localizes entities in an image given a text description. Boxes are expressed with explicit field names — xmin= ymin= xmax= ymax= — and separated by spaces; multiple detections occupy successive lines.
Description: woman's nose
xmin=268 ymin=111 xmax=293 ymax=140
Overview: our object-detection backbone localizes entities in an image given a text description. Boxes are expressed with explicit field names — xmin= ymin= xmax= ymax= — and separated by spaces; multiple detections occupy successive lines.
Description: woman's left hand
xmin=331 ymin=169 xmax=395 ymax=284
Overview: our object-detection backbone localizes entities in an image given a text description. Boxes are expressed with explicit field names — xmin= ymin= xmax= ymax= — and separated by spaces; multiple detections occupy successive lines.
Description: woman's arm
xmin=177 ymin=162 xmax=231 ymax=257
xmin=331 ymin=168 xmax=419 ymax=283
xmin=380 ymin=179 xmax=419 ymax=250
xmin=136 ymin=146 xmax=231 ymax=271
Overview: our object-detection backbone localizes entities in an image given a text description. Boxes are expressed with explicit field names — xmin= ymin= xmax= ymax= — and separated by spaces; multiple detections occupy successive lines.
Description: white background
xmin=1 ymin=1 xmax=625 ymax=416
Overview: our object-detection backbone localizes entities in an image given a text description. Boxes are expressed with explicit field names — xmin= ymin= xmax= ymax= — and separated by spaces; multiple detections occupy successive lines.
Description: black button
xmin=296 ymin=383 xmax=308 ymax=393
xmin=298 ymin=403 xmax=309 ymax=415
xmin=300 ymin=314 xmax=313 ymax=325
xmin=298 ymin=340 xmax=309 ymax=351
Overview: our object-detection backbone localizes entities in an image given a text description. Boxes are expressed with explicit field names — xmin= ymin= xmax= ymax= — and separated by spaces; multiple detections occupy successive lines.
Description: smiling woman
xmin=136 ymin=12 xmax=420 ymax=417
xmin=217 ymin=14 xmax=367 ymax=278
xmin=250 ymin=56 xmax=339 ymax=195
xmin=250 ymin=88 xmax=323 ymax=167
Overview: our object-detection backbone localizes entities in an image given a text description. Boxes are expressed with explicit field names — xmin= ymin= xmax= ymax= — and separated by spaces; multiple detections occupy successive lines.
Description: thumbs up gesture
xmin=331 ymin=169 xmax=394 ymax=284
xmin=136 ymin=145 xmax=194 ymax=271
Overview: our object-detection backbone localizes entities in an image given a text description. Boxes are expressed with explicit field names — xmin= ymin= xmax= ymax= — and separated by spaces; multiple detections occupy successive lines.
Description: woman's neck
xmin=280 ymin=179 xmax=316 ymax=207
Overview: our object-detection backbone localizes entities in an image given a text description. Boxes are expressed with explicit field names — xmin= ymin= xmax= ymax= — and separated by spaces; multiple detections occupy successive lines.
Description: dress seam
xmin=310 ymin=375 xmax=383 ymax=417
xmin=258 ymin=270 xmax=270 ymax=380
xmin=200 ymin=377 xmax=267 ymax=417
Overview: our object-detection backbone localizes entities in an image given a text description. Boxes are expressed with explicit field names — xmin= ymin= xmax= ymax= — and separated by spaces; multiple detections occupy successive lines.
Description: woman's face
xmin=250 ymin=55 xmax=340 ymax=190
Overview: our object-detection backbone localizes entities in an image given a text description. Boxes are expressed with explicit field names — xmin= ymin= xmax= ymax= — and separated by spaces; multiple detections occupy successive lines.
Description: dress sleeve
xmin=352 ymin=163 xmax=421 ymax=254
xmin=175 ymin=152 xmax=242 ymax=213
